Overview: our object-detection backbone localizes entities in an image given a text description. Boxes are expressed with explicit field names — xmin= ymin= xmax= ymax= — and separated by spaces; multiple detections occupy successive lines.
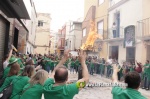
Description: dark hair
xmin=146 ymin=60 xmax=149 ymax=63
xmin=125 ymin=71 xmax=141 ymax=89
xmin=54 ymin=66 xmax=68 ymax=83
xmin=8 ymin=62 xmax=20 ymax=76
xmin=25 ymin=59 xmax=34 ymax=65
xmin=21 ymin=65 xmax=35 ymax=77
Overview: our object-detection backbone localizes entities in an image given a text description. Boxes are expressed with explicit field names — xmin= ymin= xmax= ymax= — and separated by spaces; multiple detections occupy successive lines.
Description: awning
xmin=0 ymin=0 xmax=30 ymax=19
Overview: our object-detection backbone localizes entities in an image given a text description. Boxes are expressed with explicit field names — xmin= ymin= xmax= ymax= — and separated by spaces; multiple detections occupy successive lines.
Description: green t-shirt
xmin=10 ymin=76 xmax=29 ymax=99
xmin=107 ymin=65 xmax=111 ymax=69
xmin=17 ymin=58 xmax=24 ymax=68
xmin=144 ymin=64 xmax=150 ymax=74
xmin=2 ymin=66 xmax=11 ymax=78
xmin=43 ymin=78 xmax=79 ymax=99
xmin=20 ymin=84 xmax=43 ymax=99
xmin=75 ymin=60 xmax=80 ymax=67
xmin=99 ymin=64 xmax=105 ymax=70
xmin=0 ymin=75 xmax=17 ymax=92
xmin=71 ymin=61 xmax=75 ymax=67
xmin=112 ymin=87 xmax=147 ymax=99
xmin=90 ymin=62 xmax=94 ymax=68
xmin=129 ymin=67 xmax=134 ymax=72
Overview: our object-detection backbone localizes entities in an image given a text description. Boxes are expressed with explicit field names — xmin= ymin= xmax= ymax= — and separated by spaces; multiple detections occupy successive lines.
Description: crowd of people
xmin=0 ymin=46 xmax=89 ymax=99
xmin=0 ymin=45 xmax=149 ymax=99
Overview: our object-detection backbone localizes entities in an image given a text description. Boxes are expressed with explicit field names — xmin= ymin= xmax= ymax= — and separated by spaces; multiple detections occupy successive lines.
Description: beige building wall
xmin=95 ymin=0 xmax=108 ymax=59
xmin=84 ymin=0 xmax=97 ymax=18
xmin=83 ymin=0 xmax=108 ymax=59
xmin=143 ymin=0 xmax=150 ymax=19
xmin=35 ymin=13 xmax=51 ymax=55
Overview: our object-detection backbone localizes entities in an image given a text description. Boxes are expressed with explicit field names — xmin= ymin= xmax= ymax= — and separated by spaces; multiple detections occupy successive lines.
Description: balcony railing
xmin=107 ymin=27 xmax=124 ymax=39
xmin=137 ymin=17 xmax=150 ymax=38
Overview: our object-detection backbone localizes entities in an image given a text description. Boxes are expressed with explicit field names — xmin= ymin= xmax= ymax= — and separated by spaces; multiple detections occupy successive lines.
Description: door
xmin=13 ymin=28 xmax=19 ymax=49
xmin=116 ymin=12 xmax=120 ymax=37
xmin=109 ymin=46 xmax=119 ymax=60
xmin=126 ymin=47 xmax=135 ymax=62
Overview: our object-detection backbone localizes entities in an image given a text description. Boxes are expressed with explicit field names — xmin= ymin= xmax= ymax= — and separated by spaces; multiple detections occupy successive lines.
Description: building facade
xmin=69 ymin=21 xmax=82 ymax=50
xmin=136 ymin=0 xmax=150 ymax=64
xmin=107 ymin=0 xmax=142 ymax=64
xmin=26 ymin=0 xmax=37 ymax=54
xmin=35 ymin=13 xmax=51 ymax=55
xmin=57 ymin=26 xmax=66 ymax=55
xmin=83 ymin=0 xmax=108 ymax=59
xmin=0 ymin=0 xmax=30 ymax=67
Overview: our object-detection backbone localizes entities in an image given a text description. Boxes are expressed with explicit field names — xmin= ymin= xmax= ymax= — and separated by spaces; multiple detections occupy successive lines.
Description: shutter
xmin=0 ymin=16 xmax=6 ymax=66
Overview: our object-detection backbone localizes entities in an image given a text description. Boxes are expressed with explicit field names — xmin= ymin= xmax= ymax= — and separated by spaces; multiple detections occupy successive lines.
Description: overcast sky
xmin=33 ymin=0 xmax=84 ymax=32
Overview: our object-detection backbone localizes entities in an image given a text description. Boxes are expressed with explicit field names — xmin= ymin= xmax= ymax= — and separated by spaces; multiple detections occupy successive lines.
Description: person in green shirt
xmin=90 ymin=59 xmax=94 ymax=75
xmin=0 ymin=58 xmax=20 ymax=92
xmin=75 ymin=58 xmax=80 ymax=74
xmin=142 ymin=60 xmax=150 ymax=90
xmin=43 ymin=50 xmax=89 ymax=99
xmin=20 ymin=70 xmax=49 ymax=99
xmin=70 ymin=58 xmax=75 ymax=74
xmin=111 ymin=64 xmax=147 ymax=99
xmin=2 ymin=57 xmax=19 ymax=79
xmin=10 ymin=65 xmax=35 ymax=99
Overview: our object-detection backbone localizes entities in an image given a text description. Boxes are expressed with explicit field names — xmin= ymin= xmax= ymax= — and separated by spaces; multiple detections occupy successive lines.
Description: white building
xmin=65 ymin=21 xmax=82 ymax=50
xmin=25 ymin=0 xmax=37 ymax=54
xmin=106 ymin=0 xmax=143 ymax=64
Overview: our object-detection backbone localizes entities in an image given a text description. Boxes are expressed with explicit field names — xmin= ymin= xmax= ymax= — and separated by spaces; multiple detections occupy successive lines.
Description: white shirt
xmin=107 ymin=59 xmax=112 ymax=64
xmin=3 ymin=60 xmax=9 ymax=69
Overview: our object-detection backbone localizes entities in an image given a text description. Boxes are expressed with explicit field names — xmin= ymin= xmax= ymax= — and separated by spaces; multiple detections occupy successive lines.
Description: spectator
xmin=20 ymin=70 xmax=49 ymax=99
xmin=111 ymin=64 xmax=146 ymax=99
xmin=10 ymin=65 xmax=35 ymax=99
xmin=43 ymin=50 xmax=89 ymax=99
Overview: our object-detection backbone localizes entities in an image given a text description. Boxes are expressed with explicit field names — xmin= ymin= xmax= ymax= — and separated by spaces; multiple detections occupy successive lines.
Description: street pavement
xmin=69 ymin=73 xmax=150 ymax=99
xmin=43 ymin=73 xmax=150 ymax=99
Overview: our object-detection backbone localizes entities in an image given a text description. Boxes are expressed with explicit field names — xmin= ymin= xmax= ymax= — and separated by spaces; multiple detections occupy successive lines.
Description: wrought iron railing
xmin=137 ymin=17 xmax=150 ymax=37
xmin=107 ymin=27 xmax=124 ymax=39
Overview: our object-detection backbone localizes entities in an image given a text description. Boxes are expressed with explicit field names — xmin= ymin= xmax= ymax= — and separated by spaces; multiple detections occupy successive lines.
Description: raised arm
xmin=77 ymin=50 xmax=89 ymax=85
xmin=49 ymin=50 xmax=70 ymax=78
xmin=6 ymin=45 xmax=14 ymax=61
xmin=112 ymin=64 xmax=119 ymax=83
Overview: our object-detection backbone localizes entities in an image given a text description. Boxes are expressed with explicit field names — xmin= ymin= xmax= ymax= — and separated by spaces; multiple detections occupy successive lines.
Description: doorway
xmin=126 ymin=47 xmax=135 ymax=62
xmin=13 ymin=28 xmax=19 ymax=49
xmin=109 ymin=46 xmax=119 ymax=60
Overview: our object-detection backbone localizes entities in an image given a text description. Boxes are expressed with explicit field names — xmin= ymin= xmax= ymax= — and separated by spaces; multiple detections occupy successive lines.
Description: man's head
xmin=125 ymin=71 xmax=141 ymax=89
xmin=54 ymin=66 xmax=68 ymax=83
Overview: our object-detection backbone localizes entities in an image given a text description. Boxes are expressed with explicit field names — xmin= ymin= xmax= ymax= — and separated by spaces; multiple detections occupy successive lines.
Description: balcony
xmin=108 ymin=0 xmax=129 ymax=12
xmin=137 ymin=17 xmax=150 ymax=40
xmin=105 ymin=27 xmax=124 ymax=42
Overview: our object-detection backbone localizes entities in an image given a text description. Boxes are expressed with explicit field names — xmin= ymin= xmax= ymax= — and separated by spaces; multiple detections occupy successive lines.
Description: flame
xmin=81 ymin=21 xmax=103 ymax=50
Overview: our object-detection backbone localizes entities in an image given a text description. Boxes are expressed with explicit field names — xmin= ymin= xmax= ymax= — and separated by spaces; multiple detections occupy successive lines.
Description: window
xmin=38 ymin=20 xmax=43 ymax=27
xmin=98 ymin=0 xmax=104 ymax=5
xmin=83 ymin=28 xmax=86 ymax=37
xmin=98 ymin=21 xmax=104 ymax=37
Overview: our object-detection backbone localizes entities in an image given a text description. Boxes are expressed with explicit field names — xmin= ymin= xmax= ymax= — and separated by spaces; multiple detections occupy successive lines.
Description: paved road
xmin=69 ymin=74 xmax=150 ymax=99
xmin=43 ymin=73 xmax=150 ymax=99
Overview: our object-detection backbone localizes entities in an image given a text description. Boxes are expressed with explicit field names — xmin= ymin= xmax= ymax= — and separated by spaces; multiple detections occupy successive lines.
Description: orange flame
xmin=81 ymin=21 xmax=103 ymax=50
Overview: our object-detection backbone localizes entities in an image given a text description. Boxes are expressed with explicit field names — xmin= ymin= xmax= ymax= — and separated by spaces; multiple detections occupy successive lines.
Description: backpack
xmin=0 ymin=78 xmax=5 ymax=87
xmin=0 ymin=83 xmax=13 ymax=99
xmin=0 ymin=66 xmax=4 ymax=79
xmin=0 ymin=77 xmax=22 ymax=99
